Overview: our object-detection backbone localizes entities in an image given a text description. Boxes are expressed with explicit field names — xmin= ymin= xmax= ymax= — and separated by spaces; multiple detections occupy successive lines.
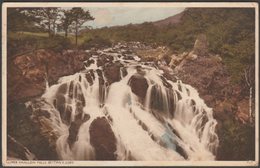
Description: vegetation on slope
xmin=79 ymin=8 xmax=255 ymax=84
xmin=6 ymin=7 xmax=256 ymax=161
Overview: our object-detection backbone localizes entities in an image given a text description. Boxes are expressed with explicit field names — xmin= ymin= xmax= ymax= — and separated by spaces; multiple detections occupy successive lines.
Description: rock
xmin=201 ymin=95 xmax=215 ymax=107
xmin=8 ymin=49 xmax=91 ymax=103
xmin=186 ymin=51 xmax=198 ymax=61
xmin=193 ymin=34 xmax=209 ymax=56
xmin=7 ymin=135 xmax=37 ymax=160
xmin=128 ymin=74 xmax=149 ymax=101
xmin=104 ymin=63 xmax=122 ymax=85
xmin=149 ymin=85 xmax=175 ymax=118
xmin=53 ymin=82 xmax=86 ymax=125
xmin=67 ymin=114 xmax=90 ymax=147
xmin=97 ymin=54 xmax=113 ymax=67
xmin=84 ymin=59 xmax=95 ymax=67
xmin=214 ymin=100 xmax=235 ymax=121
xmin=174 ymin=55 xmax=230 ymax=105
xmin=7 ymin=102 xmax=58 ymax=160
xmin=169 ymin=52 xmax=188 ymax=68
xmin=236 ymin=99 xmax=250 ymax=124
xmin=89 ymin=117 xmax=117 ymax=160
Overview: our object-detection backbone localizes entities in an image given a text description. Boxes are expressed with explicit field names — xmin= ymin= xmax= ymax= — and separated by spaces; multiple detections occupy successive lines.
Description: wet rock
xmin=84 ymin=59 xmax=95 ymax=68
xmin=57 ymin=83 xmax=68 ymax=95
xmin=7 ymin=135 xmax=37 ymax=160
xmin=85 ymin=72 xmax=94 ymax=85
xmin=97 ymin=54 xmax=113 ymax=67
xmin=7 ymin=102 xmax=58 ymax=160
xmin=160 ymin=76 xmax=172 ymax=88
xmin=149 ymin=85 xmax=175 ymax=117
xmin=104 ymin=63 xmax=122 ymax=84
xmin=176 ymin=144 xmax=188 ymax=159
xmin=121 ymin=67 xmax=128 ymax=78
xmin=128 ymin=74 xmax=149 ymax=101
xmin=89 ymin=117 xmax=117 ymax=160
xmin=67 ymin=113 xmax=90 ymax=147
xmin=123 ymin=55 xmax=135 ymax=60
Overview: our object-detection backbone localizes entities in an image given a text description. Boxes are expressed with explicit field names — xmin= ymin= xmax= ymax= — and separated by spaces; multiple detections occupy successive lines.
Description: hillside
xmin=152 ymin=10 xmax=184 ymax=27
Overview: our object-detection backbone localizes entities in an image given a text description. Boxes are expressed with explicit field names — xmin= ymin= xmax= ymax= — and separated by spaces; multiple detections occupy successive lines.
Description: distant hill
xmin=152 ymin=11 xmax=184 ymax=27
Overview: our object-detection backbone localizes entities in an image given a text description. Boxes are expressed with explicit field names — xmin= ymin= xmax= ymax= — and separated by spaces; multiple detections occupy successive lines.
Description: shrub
xmin=80 ymin=36 xmax=112 ymax=49
xmin=7 ymin=33 xmax=73 ymax=57
xmin=217 ymin=119 xmax=255 ymax=160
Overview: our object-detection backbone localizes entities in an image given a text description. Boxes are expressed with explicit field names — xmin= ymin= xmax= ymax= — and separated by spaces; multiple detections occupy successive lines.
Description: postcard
xmin=1 ymin=2 xmax=259 ymax=167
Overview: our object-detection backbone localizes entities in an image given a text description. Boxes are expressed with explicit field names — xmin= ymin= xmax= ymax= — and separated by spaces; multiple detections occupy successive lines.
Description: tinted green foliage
xmin=80 ymin=36 xmax=112 ymax=49
xmin=80 ymin=8 xmax=255 ymax=84
xmin=8 ymin=32 xmax=72 ymax=56
xmin=217 ymin=119 xmax=255 ymax=160
xmin=7 ymin=8 xmax=43 ymax=32
xmin=7 ymin=8 xmax=255 ymax=84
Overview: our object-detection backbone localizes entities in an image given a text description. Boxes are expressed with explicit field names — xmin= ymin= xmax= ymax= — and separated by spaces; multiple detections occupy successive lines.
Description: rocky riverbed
xmin=7 ymin=36 xmax=254 ymax=160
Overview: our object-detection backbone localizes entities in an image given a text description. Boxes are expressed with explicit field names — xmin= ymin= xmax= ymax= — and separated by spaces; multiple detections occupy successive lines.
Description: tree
xmin=70 ymin=7 xmax=94 ymax=46
xmin=7 ymin=8 xmax=40 ymax=32
xmin=26 ymin=8 xmax=61 ymax=37
xmin=60 ymin=9 xmax=73 ymax=38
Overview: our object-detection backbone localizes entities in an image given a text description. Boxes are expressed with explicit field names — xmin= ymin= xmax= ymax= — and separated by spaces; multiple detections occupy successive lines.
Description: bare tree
xmin=244 ymin=66 xmax=254 ymax=123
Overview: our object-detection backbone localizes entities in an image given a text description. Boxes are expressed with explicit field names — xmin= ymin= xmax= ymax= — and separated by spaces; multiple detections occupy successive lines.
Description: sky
xmin=82 ymin=7 xmax=185 ymax=28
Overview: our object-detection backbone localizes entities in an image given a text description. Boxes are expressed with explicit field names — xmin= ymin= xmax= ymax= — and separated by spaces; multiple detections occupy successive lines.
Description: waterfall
xmin=27 ymin=43 xmax=219 ymax=161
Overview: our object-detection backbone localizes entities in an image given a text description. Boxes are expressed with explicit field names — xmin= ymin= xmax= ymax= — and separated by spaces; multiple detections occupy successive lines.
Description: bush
xmin=39 ymin=35 xmax=73 ymax=53
xmin=7 ymin=33 xmax=73 ymax=57
xmin=79 ymin=36 xmax=112 ymax=49
xmin=7 ymin=33 xmax=41 ymax=57
xmin=217 ymin=119 xmax=255 ymax=160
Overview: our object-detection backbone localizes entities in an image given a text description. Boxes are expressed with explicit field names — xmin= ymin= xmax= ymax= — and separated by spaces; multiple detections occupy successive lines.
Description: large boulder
xmin=67 ymin=113 xmax=90 ymax=147
xmin=89 ymin=117 xmax=117 ymax=160
xmin=104 ymin=62 xmax=122 ymax=85
xmin=236 ymin=98 xmax=251 ymax=124
xmin=128 ymin=74 xmax=149 ymax=101
xmin=192 ymin=34 xmax=209 ymax=56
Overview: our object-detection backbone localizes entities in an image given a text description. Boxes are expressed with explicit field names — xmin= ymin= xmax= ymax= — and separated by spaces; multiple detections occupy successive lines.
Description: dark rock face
xmin=8 ymin=49 xmax=91 ymax=103
xmin=173 ymin=51 xmax=234 ymax=124
xmin=128 ymin=74 xmax=149 ymax=101
xmin=7 ymin=102 xmax=58 ymax=160
xmin=174 ymin=56 xmax=230 ymax=108
xmin=89 ymin=117 xmax=117 ymax=160
xmin=193 ymin=34 xmax=209 ymax=56
xmin=53 ymin=82 xmax=86 ymax=125
xmin=7 ymin=135 xmax=37 ymax=160
xmin=67 ymin=114 xmax=90 ymax=147
xmin=97 ymin=54 xmax=113 ymax=67
xmin=104 ymin=62 xmax=122 ymax=85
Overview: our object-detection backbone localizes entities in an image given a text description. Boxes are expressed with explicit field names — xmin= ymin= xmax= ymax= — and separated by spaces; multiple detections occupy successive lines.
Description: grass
xmin=19 ymin=31 xmax=49 ymax=37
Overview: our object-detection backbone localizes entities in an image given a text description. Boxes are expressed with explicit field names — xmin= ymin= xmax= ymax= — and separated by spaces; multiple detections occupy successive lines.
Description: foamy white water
xmin=28 ymin=43 xmax=219 ymax=161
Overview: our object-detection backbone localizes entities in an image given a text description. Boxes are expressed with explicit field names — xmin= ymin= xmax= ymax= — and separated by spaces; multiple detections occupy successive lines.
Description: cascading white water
xmin=30 ymin=43 xmax=219 ymax=161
